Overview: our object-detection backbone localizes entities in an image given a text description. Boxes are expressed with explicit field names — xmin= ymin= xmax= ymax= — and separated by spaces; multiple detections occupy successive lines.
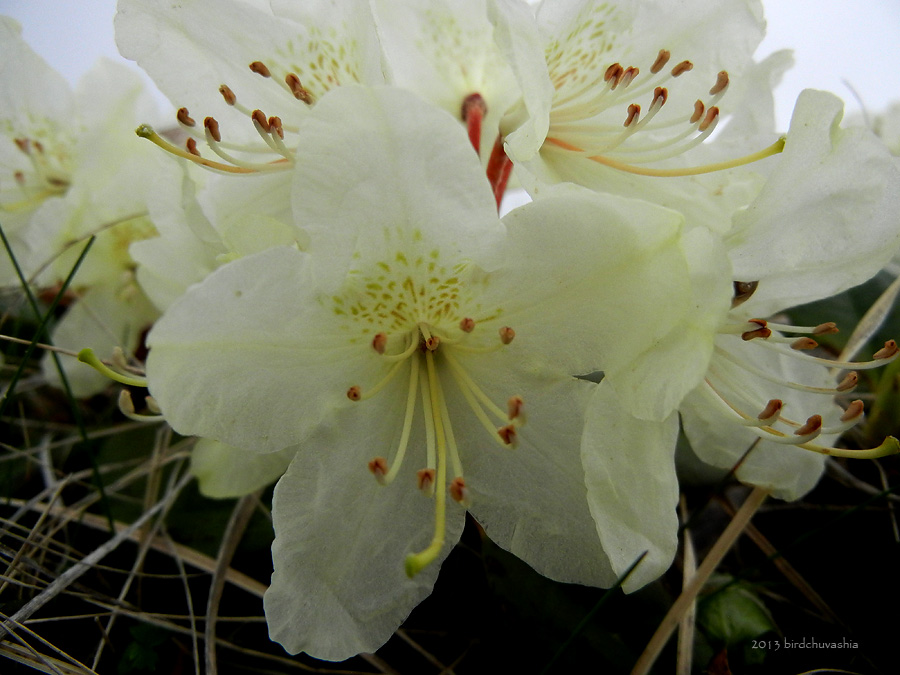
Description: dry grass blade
xmin=631 ymin=486 xmax=769 ymax=675
xmin=838 ymin=272 xmax=900 ymax=363
xmin=0 ymin=470 xmax=193 ymax=638
xmin=206 ymin=491 xmax=262 ymax=675
xmin=675 ymin=495 xmax=696 ymax=675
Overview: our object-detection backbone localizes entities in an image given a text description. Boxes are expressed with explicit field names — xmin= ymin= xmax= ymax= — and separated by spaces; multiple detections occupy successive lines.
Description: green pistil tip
xmin=77 ymin=347 xmax=148 ymax=388
xmin=404 ymin=552 xmax=429 ymax=579
xmin=135 ymin=124 xmax=155 ymax=139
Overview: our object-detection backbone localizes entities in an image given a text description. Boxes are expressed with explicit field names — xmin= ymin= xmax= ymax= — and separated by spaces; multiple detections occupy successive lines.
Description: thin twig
xmin=205 ymin=492 xmax=261 ymax=675
xmin=0 ymin=471 xmax=193 ymax=639
xmin=631 ymin=487 xmax=769 ymax=675
xmin=675 ymin=495 xmax=696 ymax=675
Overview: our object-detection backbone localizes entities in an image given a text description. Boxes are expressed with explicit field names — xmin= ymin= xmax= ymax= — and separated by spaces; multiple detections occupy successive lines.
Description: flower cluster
xmin=4 ymin=0 xmax=900 ymax=663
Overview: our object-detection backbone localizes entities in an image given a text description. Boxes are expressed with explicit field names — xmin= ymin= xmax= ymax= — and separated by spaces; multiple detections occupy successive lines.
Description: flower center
xmin=336 ymin=245 xmax=522 ymax=576
xmin=543 ymin=47 xmax=784 ymax=177
xmin=2 ymin=135 xmax=71 ymax=213
xmin=703 ymin=284 xmax=900 ymax=459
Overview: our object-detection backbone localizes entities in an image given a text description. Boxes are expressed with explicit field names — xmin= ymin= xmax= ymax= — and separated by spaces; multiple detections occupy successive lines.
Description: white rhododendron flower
xmin=115 ymin=0 xmax=386 ymax=175
xmin=583 ymin=90 xmax=900 ymax=583
xmin=489 ymin=0 xmax=768 ymax=182
xmin=0 ymin=16 xmax=182 ymax=397
xmin=145 ymin=85 xmax=706 ymax=659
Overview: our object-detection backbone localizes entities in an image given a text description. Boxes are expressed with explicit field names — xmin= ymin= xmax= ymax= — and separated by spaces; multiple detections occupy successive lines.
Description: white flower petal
xmin=191 ymin=439 xmax=295 ymax=499
xmin=581 ymin=381 xmax=680 ymax=592
xmin=265 ymin=417 xmax=466 ymax=660
xmin=680 ymin=336 xmax=831 ymax=501
xmin=146 ymin=246 xmax=382 ymax=453
xmin=728 ymin=89 xmax=900 ymax=317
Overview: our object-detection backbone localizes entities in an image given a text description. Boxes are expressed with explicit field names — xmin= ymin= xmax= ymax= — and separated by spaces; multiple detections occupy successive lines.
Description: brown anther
xmin=757 ymin=399 xmax=783 ymax=421
xmin=741 ymin=320 xmax=770 ymax=341
xmin=425 ymin=336 xmax=441 ymax=351
xmin=837 ymin=371 xmax=859 ymax=392
xmin=671 ymin=60 xmax=693 ymax=77
xmin=507 ymin=395 xmax=524 ymax=420
xmin=268 ymin=116 xmax=284 ymax=139
xmin=249 ymin=60 xmax=271 ymax=77
xmin=874 ymin=339 xmax=899 ymax=360
xmin=347 ymin=385 xmax=362 ymax=401
xmin=652 ymin=86 xmax=668 ymax=107
xmin=14 ymin=138 xmax=30 ymax=154
xmin=185 ymin=138 xmax=200 ymax=156
xmin=449 ymin=477 xmax=469 ymax=504
xmin=371 ymin=332 xmax=387 ymax=354
xmin=497 ymin=424 xmax=517 ymax=446
xmin=460 ymin=92 xmax=488 ymax=121
xmin=285 ymin=73 xmax=314 ymax=104
xmin=650 ymin=49 xmax=671 ymax=73
xmin=417 ymin=468 xmax=435 ymax=493
xmin=621 ymin=66 xmax=639 ymax=87
xmin=499 ymin=326 xmax=516 ymax=345
xmin=13 ymin=171 xmax=26 ymax=185
xmin=604 ymin=63 xmax=624 ymax=87
xmin=731 ymin=280 xmax=759 ymax=307
xmin=741 ymin=327 xmax=771 ymax=341
xmin=709 ymin=70 xmax=729 ymax=96
xmin=459 ymin=317 xmax=476 ymax=333
xmin=791 ymin=337 xmax=818 ymax=350
xmin=251 ymin=109 xmax=270 ymax=132
xmin=840 ymin=399 xmax=865 ymax=423
xmin=812 ymin=322 xmax=839 ymax=335
xmin=204 ymin=116 xmax=222 ymax=142
xmin=690 ymin=99 xmax=705 ymax=124
xmin=624 ymin=103 xmax=641 ymax=127
xmin=176 ymin=107 xmax=195 ymax=127
xmin=698 ymin=106 xmax=719 ymax=132
xmin=795 ymin=414 xmax=823 ymax=437
xmin=367 ymin=457 xmax=388 ymax=481
xmin=32 ymin=141 xmax=44 ymax=154
xmin=219 ymin=84 xmax=237 ymax=105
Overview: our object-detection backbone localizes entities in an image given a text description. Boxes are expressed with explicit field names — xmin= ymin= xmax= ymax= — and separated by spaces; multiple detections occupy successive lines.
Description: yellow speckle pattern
xmin=273 ymin=24 xmax=363 ymax=100
xmin=328 ymin=227 xmax=499 ymax=345
xmin=545 ymin=3 xmax=623 ymax=94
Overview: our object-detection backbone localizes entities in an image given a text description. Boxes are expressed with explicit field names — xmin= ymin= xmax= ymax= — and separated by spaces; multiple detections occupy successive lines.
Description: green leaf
xmin=698 ymin=576 xmax=777 ymax=647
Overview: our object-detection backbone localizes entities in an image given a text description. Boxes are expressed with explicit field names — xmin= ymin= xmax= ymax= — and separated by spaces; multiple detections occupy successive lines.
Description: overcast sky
xmin=3 ymin=0 xmax=899 ymax=130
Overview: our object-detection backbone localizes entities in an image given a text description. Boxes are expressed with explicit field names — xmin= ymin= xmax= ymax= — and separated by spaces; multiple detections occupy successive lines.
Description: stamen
xmin=874 ymin=340 xmax=899 ymax=360
xmin=690 ymin=100 xmax=705 ymax=124
xmin=754 ymin=338 xmax=899 ymax=370
xmin=709 ymin=71 xmax=729 ymax=96
xmin=713 ymin=347 xmax=857 ymax=396
xmin=77 ymin=348 xmax=148 ymax=388
xmin=219 ymin=85 xmax=237 ymax=106
xmin=499 ymin=326 xmax=515 ymax=344
xmin=459 ymin=317 xmax=475 ymax=333
xmin=841 ymin=400 xmax=865 ymax=423
xmin=381 ymin=356 xmax=420 ymax=485
xmin=650 ymin=49 xmax=671 ymax=74
xmin=449 ymin=477 xmax=470 ymax=506
xmin=698 ymin=107 xmax=719 ymax=132
xmin=405 ymin=351 xmax=448 ymax=578
xmin=507 ymin=395 xmax=525 ymax=421
xmin=417 ymin=468 xmax=435 ymax=495
xmin=185 ymin=138 xmax=200 ymax=156
xmin=756 ymin=398 xmax=783 ymax=423
xmin=204 ymin=116 xmax=222 ymax=143
xmin=372 ymin=332 xmax=387 ymax=354
xmin=368 ymin=457 xmax=389 ymax=484
xmin=794 ymin=414 xmax=823 ymax=437
xmin=837 ymin=372 xmax=859 ymax=392
xmin=624 ymin=103 xmax=641 ymax=127
xmin=285 ymin=73 xmax=314 ymax=104
xmin=117 ymin=390 xmax=165 ymax=423
xmin=671 ymin=60 xmax=693 ymax=77
xmin=791 ymin=337 xmax=818 ymax=350
xmin=497 ymin=424 xmax=518 ymax=447
xmin=249 ymin=60 xmax=271 ymax=77
xmin=177 ymin=107 xmax=195 ymax=127
xmin=347 ymin=385 xmax=362 ymax=401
